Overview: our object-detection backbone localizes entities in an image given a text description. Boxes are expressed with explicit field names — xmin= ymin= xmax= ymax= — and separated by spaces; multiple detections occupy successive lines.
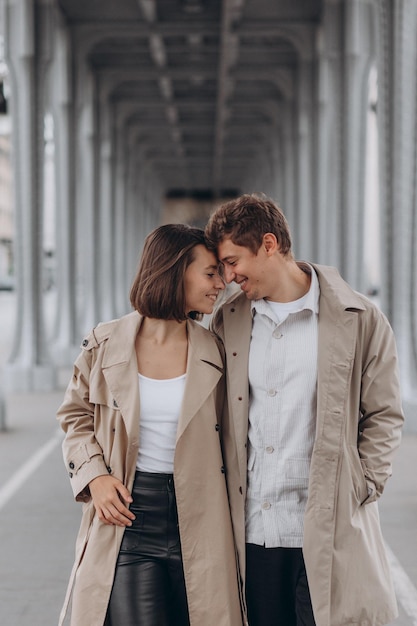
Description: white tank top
xmin=136 ymin=372 xmax=186 ymax=473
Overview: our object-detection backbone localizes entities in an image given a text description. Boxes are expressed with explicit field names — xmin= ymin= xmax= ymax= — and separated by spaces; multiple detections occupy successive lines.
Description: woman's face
xmin=184 ymin=244 xmax=225 ymax=315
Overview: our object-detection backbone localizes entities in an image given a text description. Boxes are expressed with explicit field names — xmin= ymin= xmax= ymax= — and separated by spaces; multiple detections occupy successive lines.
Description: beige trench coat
xmin=212 ymin=264 xmax=404 ymax=626
xmin=57 ymin=311 xmax=243 ymax=626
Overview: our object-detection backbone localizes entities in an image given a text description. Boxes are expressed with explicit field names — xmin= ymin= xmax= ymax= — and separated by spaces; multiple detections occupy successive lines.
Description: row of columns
xmin=2 ymin=0 xmax=417 ymax=427
xmin=3 ymin=0 xmax=161 ymax=391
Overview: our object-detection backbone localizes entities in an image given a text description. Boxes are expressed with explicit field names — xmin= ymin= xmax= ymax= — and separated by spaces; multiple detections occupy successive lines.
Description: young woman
xmin=57 ymin=224 xmax=244 ymax=626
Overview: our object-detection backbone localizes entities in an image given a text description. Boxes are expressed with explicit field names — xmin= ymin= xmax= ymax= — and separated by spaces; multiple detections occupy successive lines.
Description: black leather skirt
xmin=105 ymin=471 xmax=190 ymax=626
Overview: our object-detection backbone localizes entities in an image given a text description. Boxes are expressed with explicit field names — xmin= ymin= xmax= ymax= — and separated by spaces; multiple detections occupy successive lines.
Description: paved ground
xmin=0 ymin=290 xmax=416 ymax=625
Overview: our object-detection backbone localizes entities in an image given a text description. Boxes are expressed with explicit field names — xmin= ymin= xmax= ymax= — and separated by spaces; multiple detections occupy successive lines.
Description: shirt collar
xmin=250 ymin=263 xmax=320 ymax=318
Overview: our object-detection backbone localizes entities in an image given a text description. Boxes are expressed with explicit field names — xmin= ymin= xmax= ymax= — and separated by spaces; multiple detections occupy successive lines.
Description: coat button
xmin=239 ymin=486 xmax=243 ymax=494
xmin=69 ymin=461 xmax=75 ymax=469
xmin=221 ymin=466 xmax=226 ymax=474
xmin=69 ymin=472 xmax=73 ymax=478
xmin=215 ymin=424 xmax=220 ymax=431
xmin=107 ymin=466 xmax=112 ymax=474
xmin=113 ymin=399 xmax=118 ymax=408
xmin=82 ymin=339 xmax=88 ymax=347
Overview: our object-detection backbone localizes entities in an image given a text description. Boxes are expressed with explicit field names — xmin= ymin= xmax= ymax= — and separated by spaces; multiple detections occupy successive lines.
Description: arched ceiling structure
xmin=57 ymin=0 xmax=322 ymax=198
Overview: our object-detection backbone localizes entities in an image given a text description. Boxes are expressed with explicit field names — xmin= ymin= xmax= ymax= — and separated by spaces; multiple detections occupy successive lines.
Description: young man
xmin=205 ymin=194 xmax=404 ymax=626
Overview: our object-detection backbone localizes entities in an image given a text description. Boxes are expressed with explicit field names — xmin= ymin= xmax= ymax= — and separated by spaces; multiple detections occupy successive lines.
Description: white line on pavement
xmin=386 ymin=543 xmax=417 ymax=624
xmin=0 ymin=428 xmax=63 ymax=511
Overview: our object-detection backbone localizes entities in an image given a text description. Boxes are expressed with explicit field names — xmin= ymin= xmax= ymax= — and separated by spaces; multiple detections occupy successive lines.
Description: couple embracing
xmin=57 ymin=194 xmax=403 ymax=626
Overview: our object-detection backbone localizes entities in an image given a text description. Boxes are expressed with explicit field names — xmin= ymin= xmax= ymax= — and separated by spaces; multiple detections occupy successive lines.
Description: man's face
xmin=217 ymin=237 xmax=269 ymax=301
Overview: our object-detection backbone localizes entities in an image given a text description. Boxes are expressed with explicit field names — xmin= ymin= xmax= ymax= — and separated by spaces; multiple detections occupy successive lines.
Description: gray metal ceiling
xmin=57 ymin=0 xmax=322 ymax=198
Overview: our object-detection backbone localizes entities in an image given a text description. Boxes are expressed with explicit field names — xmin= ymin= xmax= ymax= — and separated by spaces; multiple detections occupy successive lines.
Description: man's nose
xmin=214 ymin=273 xmax=225 ymax=289
xmin=223 ymin=265 xmax=235 ymax=283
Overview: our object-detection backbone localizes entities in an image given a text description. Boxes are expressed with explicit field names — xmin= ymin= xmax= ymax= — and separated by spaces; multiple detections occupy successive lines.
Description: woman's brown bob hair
xmin=130 ymin=224 xmax=207 ymax=322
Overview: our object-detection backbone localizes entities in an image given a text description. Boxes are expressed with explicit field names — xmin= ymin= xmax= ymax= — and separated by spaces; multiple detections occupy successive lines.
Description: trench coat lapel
xmin=314 ymin=265 xmax=366 ymax=455
xmin=310 ymin=264 xmax=367 ymax=527
xmin=177 ymin=320 xmax=224 ymax=440
xmin=101 ymin=311 xmax=142 ymax=440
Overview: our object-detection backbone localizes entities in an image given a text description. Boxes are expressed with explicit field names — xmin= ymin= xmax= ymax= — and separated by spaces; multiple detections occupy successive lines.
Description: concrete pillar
xmin=125 ymin=137 xmax=145 ymax=290
xmin=50 ymin=13 xmax=78 ymax=366
xmin=339 ymin=0 xmax=374 ymax=291
xmin=97 ymin=77 xmax=116 ymax=322
xmin=315 ymin=10 xmax=343 ymax=268
xmin=295 ymin=57 xmax=316 ymax=262
xmin=3 ymin=0 xmax=56 ymax=391
xmin=281 ymin=101 xmax=297 ymax=241
xmin=112 ymin=106 xmax=129 ymax=317
xmin=268 ymin=128 xmax=283 ymax=206
xmin=316 ymin=0 xmax=374 ymax=287
xmin=74 ymin=60 xmax=100 ymax=336
xmin=376 ymin=0 xmax=417 ymax=425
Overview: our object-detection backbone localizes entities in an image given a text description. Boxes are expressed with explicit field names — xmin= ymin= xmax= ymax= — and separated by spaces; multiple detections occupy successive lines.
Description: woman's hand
xmin=89 ymin=475 xmax=135 ymax=527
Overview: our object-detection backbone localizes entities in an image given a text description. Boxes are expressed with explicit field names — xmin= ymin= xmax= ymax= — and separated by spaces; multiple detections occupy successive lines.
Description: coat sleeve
xmin=57 ymin=345 xmax=110 ymax=503
xmin=357 ymin=307 xmax=404 ymax=502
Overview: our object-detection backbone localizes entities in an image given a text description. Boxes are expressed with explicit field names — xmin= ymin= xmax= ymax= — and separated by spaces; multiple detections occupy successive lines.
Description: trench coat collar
xmin=100 ymin=311 xmax=142 ymax=368
xmin=99 ymin=311 xmax=223 ymax=371
xmin=310 ymin=263 xmax=366 ymax=312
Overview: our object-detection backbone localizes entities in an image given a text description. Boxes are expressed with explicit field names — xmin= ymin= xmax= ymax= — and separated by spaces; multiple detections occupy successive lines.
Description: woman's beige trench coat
xmin=212 ymin=264 xmax=404 ymax=626
xmin=57 ymin=311 xmax=243 ymax=626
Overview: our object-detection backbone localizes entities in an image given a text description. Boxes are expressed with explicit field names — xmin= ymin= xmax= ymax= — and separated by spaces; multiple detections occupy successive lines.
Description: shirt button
xmin=265 ymin=446 xmax=274 ymax=454
xmin=267 ymin=389 xmax=276 ymax=397
xmin=262 ymin=501 xmax=271 ymax=510
xmin=273 ymin=330 xmax=283 ymax=339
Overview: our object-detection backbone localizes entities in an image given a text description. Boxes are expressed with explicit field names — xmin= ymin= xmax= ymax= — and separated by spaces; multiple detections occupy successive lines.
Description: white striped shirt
xmin=246 ymin=265 xmax=319 ymax=548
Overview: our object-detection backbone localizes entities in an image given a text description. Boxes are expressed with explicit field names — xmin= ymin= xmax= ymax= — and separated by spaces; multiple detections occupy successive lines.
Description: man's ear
xmin=263 ymin=233 xmax=279 ymax=255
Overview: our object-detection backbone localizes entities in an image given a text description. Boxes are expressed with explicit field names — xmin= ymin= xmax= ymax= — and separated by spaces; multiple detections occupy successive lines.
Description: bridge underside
xmin=1 ymin=0 xmax=417 ymax=427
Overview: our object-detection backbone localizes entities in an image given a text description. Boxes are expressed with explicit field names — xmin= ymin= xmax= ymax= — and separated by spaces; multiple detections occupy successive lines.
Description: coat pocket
xmin=348 ymin=444 xmax=369 ymax=505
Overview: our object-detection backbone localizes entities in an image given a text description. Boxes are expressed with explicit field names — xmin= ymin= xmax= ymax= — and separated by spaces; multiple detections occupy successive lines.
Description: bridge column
xmin=51 ymin=15 xmax=79 ymax=365
xmin=96 ymin=77 xmax=117 ymax=322
xmin=295 ymin=56 xmax=316 ymax=261
xmin=376 ymin=0 xmax=417 ymax=426
xmin=339 ymin=0 xmax=374 ymax=292
xmin=3 ymin=0 xmax=56 ymax=391
xmin=73 ymin=53 xmax=100 ymax=336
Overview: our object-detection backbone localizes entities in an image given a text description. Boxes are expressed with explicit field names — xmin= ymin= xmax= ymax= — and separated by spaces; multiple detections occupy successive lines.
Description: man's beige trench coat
xmin=57 ymin=311 xmax=243 ymax=626
xmin=211 ymin=263 xmax=404 ymax=626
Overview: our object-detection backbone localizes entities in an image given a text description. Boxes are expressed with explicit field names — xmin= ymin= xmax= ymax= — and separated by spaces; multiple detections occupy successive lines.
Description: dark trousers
xmin=105 ymin=471 xmax=190 ymax=626
xmin=246 ymin=543 xmax=316 ymax=626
